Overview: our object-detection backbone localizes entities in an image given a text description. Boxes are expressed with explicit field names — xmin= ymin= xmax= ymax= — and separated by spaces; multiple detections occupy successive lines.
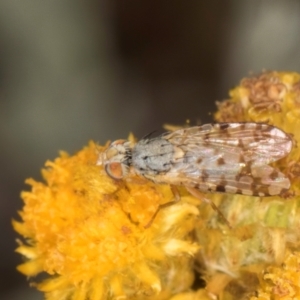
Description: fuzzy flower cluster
xmin=13 ymin=141 xmax=200 ymax=300
xmin=14 ymin=71 xmax=300 ymax=300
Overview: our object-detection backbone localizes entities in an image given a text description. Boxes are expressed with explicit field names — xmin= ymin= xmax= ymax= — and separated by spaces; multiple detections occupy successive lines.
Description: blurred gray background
xmin=1 ymin=1 xmax=300 ymax=299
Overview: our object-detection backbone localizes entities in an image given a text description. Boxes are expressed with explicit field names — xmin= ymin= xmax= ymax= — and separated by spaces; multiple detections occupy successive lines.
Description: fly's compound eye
xmin=105 ymin=162 xmax=128 ymax=180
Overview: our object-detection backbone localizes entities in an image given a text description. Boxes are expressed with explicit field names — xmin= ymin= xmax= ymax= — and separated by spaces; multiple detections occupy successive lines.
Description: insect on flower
xmin=98 ymin=123 xmax=292 ymax=225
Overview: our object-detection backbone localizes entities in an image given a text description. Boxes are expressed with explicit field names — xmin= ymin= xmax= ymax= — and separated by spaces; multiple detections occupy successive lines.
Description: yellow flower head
xmin=198 ymin=71 xmax=300 ymax=299
xmin=14 ymin=71 xmax=300 ymax=300
xmin=13 ymin=141 xmax=199 ymax=299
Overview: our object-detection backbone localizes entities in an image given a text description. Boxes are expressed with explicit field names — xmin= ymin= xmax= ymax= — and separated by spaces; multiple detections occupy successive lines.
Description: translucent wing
xmin=158 ymin=123 xmax=292 ymax=196
xmin=165 ymin=123 xmax=291 ymax=166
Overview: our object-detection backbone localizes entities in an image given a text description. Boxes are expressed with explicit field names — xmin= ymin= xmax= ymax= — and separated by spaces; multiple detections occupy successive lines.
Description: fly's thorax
xmin=100 ymin=139 xmax=133 ymax=180
xmin=132 ymin=137 xmax=174 ymax=176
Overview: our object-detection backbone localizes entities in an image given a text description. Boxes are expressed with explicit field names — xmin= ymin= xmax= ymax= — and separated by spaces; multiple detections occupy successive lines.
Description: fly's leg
xmin=144 ymin=185 xmax=181 ymax=228
xmin=185 ymin=187 xmax=232 ymax=229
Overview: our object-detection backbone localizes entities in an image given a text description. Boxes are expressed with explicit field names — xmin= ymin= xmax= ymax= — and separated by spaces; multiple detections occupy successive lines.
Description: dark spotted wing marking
xmin=153 ymin=123 xmax=292 ymax=196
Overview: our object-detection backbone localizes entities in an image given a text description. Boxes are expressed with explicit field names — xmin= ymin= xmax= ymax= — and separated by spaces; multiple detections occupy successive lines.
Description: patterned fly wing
xmin=157 ymin=123 xmax=292 ymax=197
xmin=100 ymin=123 xmax=292 ymax=197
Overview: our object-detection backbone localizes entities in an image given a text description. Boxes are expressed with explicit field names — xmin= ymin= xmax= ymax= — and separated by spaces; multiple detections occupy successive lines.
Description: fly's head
xmin=98 ymin=140 xmax=132 ymax=180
